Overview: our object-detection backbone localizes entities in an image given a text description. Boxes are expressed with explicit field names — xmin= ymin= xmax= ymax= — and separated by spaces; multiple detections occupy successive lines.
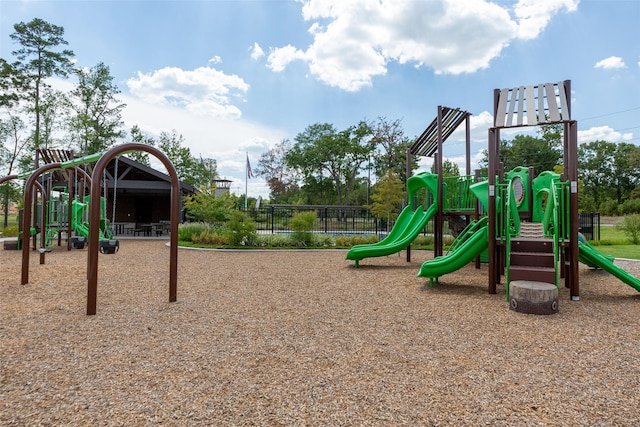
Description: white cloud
xmin=594 ymin=56 xmax=626 ymax=70
xmin=266 ymin=44 xmax=307 ymax=72
xmin=266 ymin=0 xmax=578 ymax=91
xmin=126 ymin=66 xmax=249 ymax=119
xmin=513 ymin=0 xmax=579 ymax=40
xmin=120 ymin=92 xmax=283 ymax=198
xmin=208 ymin=56 xmax=222 ymax=64
xmin=578 ymin=126 xmax=633 ymax=144
xmin=250 ymin=42 xmax=264 ymax=60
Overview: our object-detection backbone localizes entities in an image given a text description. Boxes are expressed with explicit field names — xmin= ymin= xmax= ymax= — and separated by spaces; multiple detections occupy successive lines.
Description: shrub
xmin=617 ymin=214 xmax=640 ymax=244
xmin=313 ymin=234 xmax=335 ymax=247
xmin=225 ymin=211 xmax=257 ymax=246
xmin=192 ymin=230 xmax=230 ymax=246
xmin=621 ymin=198 xmax=640 ymax=215
xmin=335 ymin=234 xmax=379 ymax=247
xmin=599 ymin=199 xmax=622 ymax=216
xmin=178 ymin=222 xmax=210 ymax=243
xmin=290 ymin=211 xmax=317 ymax=247
xmin=413 ymin=235 xmax=434 ymax=247
xmin=256 ymin=234 xmax=290 ymax=248
xmin=0 ymin=225 xmax=19 ymax=237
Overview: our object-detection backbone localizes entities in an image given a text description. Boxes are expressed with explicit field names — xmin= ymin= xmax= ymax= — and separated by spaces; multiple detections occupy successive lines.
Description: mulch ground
xmin=1 ymin=241 xmax=640 ymax=425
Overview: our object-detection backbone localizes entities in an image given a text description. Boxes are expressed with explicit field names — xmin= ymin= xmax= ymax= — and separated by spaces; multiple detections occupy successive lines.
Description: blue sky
xmin=1 ymin=0 xmax=639 ymax=199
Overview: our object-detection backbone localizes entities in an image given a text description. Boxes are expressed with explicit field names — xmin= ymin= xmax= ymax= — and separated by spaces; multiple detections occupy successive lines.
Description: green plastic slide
xmin=578 ymin=242 xmax=640 ymax=292
xmin=346 ymin=204 xmax=437 ymax=264
xmin=417 ymin=225 xmax=488 ymax=282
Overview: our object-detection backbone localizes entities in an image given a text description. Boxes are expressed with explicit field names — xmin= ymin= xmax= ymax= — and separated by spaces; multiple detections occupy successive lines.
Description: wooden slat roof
xmin=410 ymin=107 xmax=470 ymax=156
xmin=494 ymin=81 xmax=571 ymax=128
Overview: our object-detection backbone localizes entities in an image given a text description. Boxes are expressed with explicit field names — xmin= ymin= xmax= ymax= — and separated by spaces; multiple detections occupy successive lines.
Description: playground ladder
xmin=509 ymin=222 xmax=556 ymax=286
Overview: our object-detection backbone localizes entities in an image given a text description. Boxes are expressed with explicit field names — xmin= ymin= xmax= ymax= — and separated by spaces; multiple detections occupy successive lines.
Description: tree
xmin=0 ymin=59 xmax=27 ymax=109
xmin=0 ymin=113 xmax=29 ymax=227
xmin=479 ymin=125 xmax=563 ymax=176
xmin=197 ymin=157 xmax=218 ymax=194
xmin=370 ymin=117 xmax=417 ymax=182
xmin=126 ymin=125 xmax=155 ymax=166
xmin=157 ymin=129 xmax=215 ymax=188
xmin=255 ymin=139 xmax=298 ymax=203
xmin=579 ymin=140 xmax=617 ymax=210
xmin=183 ymin=191 xmax=234 ymax=224
xmin=431 ymin=159 xmax=460 ymax=177
xmin=610 ymin=143 xmax=639 ymax=205
xmin=10 ymin=18 xmax=75 ymax=152
xmin=369 ymin=170 xmax=404 ymax=230
xmin=68 ymin=62 xmax=126 ymax=155
xmin=286 ymin=122 xmax=374 ymax=205
xmin=39 ymin=86 xmax=68 ymax=149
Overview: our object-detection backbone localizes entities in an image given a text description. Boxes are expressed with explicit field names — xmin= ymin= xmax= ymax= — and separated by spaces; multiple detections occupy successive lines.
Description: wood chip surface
xmin=1 ymin=241 xmax=640 ymax=425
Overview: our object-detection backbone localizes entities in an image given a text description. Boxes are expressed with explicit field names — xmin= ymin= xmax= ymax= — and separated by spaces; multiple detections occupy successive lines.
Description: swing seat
xmin=99 ymin=239 xmax=119 ymax=255
xmin=70 ymin=236 xmax=87 ymax=249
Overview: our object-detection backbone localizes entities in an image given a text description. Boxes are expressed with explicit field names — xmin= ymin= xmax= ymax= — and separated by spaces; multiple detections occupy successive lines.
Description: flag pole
xmin=245 ymin=152 xmax=248 ymax=210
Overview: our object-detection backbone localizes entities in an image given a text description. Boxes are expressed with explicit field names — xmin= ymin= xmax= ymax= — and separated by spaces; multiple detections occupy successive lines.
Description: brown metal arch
xmin=18 ymin=166 xmax=93 ymax=284
xmin=0 ymin=174 xmax=19 ymax=186
xmin=3 ymin=174 xmax=47 ymax=259
xmin=86 ymin=143 xmax=180 ymax=315
xmin=20 ymin=163 xmax=60 ymax=284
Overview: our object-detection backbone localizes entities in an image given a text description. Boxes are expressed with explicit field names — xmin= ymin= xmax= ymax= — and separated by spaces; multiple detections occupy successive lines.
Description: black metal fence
xmin=578 ymin=212 xmax=600 ymax=241
xmin=242 ymin=205 xmax=603 ymax=241
xmin=244 ymin=205 xmax=380 ymax=234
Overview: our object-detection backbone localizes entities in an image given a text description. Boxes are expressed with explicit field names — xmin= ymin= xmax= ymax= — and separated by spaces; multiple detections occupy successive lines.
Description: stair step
xmin=509 ymin=266 xmax=556 ymax=285
xmin=510 ymin=238 xmax=553 ymax=253
xmin=519 ymin=222 xmax=545 ymax=239
xmin=511 ymin=252 xmax=555 ymax=268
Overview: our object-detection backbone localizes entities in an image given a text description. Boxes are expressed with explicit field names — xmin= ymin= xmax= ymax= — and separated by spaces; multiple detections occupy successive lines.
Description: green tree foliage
xmin=183 ymin=191 xmax=235 ymax=224
xmin=0 ymin=114 xmax=28 ymax=226
xmin=157 ymin=130 xmax=214 ymax=187
xmin=369 ymin=170 xmax=404 ymax=229
xmin=0 ymin=59 xmax=27 ymax=108
xmin=255 ymin=139 xmax=298 ymax=203
xmin=10 ymin=18 xmax=75 ymax=151
xmin=126 ymin=124 xmax=155 ymax=166
xmin=431 ymin=159 xmax=460 ymax=177
xmin=68 ymin=62 xmax=126 ymax=155
xmin=617 ymin=214 xmax=640 ymax=245
xmin=39 ymin=86 xmax=68 ymax=149
xmin=370 ymin=117 xmax=417 ymax=182
xmin=480 ymin=125 xmax=562 ymax=176
xmin=579 ymin=140 xmax=640 ymax=211
xmin=501 ymin=134 xmax=562 ymax=173
xmin=286 ymin=122 xmax=374 ymax=205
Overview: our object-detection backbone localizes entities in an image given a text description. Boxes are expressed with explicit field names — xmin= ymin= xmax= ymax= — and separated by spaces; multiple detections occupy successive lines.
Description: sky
xmin=1 ymin=0 xmax=639 ymax=200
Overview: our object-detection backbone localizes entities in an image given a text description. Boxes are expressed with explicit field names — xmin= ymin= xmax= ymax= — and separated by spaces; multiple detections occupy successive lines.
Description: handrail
xmin=443 ymin=175 xmax=477 ymax=212
xmin=549 ymin=179 xmax=560 ymax=288
xmin=503 ymin=177 xmax=521 ymax=299
xmin=446 ymin=216 xmax=488 ymax=255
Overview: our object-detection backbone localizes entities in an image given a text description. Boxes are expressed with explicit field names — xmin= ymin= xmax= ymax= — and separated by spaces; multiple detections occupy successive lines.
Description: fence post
xmin=270 ymin=206 xmax=274 ymax=234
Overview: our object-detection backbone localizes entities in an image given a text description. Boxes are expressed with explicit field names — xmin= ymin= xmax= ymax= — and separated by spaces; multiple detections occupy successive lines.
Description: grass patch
xmin=590 ymin=245 xmax=640 ymax=260
xmin=589 ymin=225 xmax=638 ymax=259
xmin=598 ymin=226 xmax=627 ymax=242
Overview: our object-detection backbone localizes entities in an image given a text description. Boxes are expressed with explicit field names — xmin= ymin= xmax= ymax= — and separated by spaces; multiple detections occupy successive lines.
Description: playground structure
xmin=2 ymin=143 xmax=181 ymax=315
xmin=346 ymin=172 xmax=438 ymax=267
xmin=4 ymin=156 xmax=116 ymax=252
xmin=347 ymin=80 xmax=640 ymax=303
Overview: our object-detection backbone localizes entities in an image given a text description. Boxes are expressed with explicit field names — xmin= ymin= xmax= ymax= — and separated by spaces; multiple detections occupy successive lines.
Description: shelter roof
xmin=410 ymin=107 xmax=471 ymax=157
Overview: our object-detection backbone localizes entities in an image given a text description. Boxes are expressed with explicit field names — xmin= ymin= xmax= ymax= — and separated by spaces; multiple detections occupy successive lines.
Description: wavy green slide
xmin=346 ymin=204 xmax=437 ymax=265
xmin=578 ymin=242 xmax=640 ymax=292
xmin=417 ymin=225 xmax=488 ymax=284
